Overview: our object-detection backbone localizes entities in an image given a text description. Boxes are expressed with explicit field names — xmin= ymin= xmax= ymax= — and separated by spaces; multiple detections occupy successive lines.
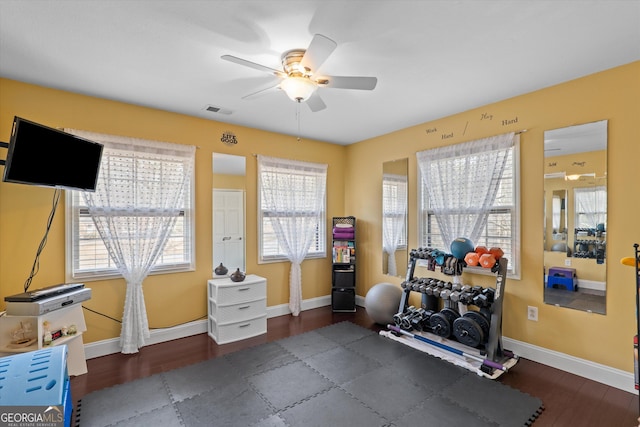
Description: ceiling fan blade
xmin=300 ymin=34 xmax=337 ymax=73
xmin=241 ymin=83 xmax=280 ymax=100
xmin=221 ymin=55 xmax=286 ymax=77
xmin=306 ymin=92 xmax=326 ymax=112
xmin=319 ymin=76 xmax=378 ymax=90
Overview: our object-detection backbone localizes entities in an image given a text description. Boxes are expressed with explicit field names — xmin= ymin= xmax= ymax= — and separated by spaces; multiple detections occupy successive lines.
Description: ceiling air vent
xmin=204 ymin=105 xmax=232 ymax=115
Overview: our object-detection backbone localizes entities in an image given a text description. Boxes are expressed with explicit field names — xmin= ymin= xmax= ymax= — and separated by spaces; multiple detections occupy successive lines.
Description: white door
xmin=213 ymin=189 xmax=245 ymax=273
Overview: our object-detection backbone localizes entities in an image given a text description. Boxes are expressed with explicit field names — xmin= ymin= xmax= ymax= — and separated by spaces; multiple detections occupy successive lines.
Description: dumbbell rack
xmin=383 ymin=251 xmax=518 ymax=379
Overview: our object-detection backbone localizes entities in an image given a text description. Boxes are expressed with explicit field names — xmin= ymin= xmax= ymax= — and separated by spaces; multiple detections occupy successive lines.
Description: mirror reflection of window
xmin=574 ymin=186 xmax=607 ymax=229
xmin=552 ymin=195 xmax=561 ymax=232
xmin=382 ymin=172 xmax=407 ymax=276
xmin=382 ymin=158 xmax=408 ymax=277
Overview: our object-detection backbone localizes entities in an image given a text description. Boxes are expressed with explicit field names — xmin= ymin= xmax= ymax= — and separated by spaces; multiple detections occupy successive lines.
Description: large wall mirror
xmin=382 ymin=158 xmax=408 ymax=277
xmin=543 ymin=120 xmax=607 ymax=314
xmin=212 ymin=153 xmax=246 ymax=274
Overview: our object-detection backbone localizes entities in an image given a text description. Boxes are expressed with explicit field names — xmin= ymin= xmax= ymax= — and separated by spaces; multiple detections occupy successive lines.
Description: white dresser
xmin=207 ymin=274 xmax=267 ymax=344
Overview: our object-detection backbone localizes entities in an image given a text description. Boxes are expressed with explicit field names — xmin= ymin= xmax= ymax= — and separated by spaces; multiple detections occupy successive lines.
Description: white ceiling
xmin=1 ymin=1 xmax=639 ymax=146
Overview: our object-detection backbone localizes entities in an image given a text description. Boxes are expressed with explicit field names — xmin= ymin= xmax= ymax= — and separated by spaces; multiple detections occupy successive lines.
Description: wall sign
xmin=221 ymin=131 xmax=238 ymax=146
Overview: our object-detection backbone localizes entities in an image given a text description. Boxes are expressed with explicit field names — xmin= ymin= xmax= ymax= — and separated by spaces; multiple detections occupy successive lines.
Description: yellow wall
xmin=213 ymin=173 xmax=245 ymax=190
xmin=0 ymin=78 xmax=346 ymax=343
xmin=1 ymin=61 xmax=638 ymax=375
xmin=346 ymin=60 xmax=640 ymax=373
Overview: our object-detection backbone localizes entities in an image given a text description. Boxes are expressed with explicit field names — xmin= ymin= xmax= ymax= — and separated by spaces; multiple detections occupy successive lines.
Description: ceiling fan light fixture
xmin=281 ymin=76 xmax=317 ymax=102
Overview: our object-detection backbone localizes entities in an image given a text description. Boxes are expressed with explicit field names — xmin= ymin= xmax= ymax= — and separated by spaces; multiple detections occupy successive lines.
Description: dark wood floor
xmin=71 ymin=306 xmax=639 ymax=426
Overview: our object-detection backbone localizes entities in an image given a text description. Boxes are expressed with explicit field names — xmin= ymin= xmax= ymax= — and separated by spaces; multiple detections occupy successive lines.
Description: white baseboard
xmin=502 ymin=336 xmax=634 ymax=394
xmin=576 ymin=278 xmax=606 ymax=292
xmin=84 ymin=295 xmax=333 ymax=360
xmin=84 ymin=319 xmax=209 ymax=360
xmin=266 ymin=295 xmax=332 ymax=318
xmin=83 ymin=294 xmax=634 ymax=394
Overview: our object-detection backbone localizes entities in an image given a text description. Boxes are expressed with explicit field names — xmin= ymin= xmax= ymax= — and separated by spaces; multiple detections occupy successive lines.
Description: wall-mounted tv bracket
xmin=0 ymin=141 xmax=8 ymax=166
xmin=0 ymin=141 xmax=9 ymax=166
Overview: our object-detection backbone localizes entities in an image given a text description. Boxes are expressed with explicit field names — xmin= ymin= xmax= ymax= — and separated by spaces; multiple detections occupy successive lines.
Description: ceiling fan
xmin=221 ymin=34 xmax=377 ymax=112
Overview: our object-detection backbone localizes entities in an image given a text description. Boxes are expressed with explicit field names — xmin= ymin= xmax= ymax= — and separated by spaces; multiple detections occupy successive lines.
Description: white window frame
xmin=65 ymin=140 xmax=195 ymax=282
xmin=418 ymin=139 xmax=521 ymax=279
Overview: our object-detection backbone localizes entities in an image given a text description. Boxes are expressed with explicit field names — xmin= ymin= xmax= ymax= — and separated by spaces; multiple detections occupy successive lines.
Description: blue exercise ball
xmin=365 ymin=283 xmax=402 ymax=325
xmin=450 ymin=237 xmax=475 ymax=259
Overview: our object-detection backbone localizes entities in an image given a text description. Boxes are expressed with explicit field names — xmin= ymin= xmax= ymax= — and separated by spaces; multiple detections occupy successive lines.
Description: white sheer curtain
xmin=258 ymin=155 xmax=327 ymax=316
xmin=416 ymin=132 xmax=515 ymax=248
xmin=66 ymin=129 xmax=195 ymax=353
xmin=574 ymin=186 xmax=607 ymax=228
xmin=382 ymin=173 xmax=407 ymax=276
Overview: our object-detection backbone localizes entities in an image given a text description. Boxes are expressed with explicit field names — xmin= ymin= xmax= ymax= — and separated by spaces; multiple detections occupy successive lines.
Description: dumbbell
xmin=458 ymin=285 xmax=475 ymax=305
xmin=472 ymin=285 xmax=484 ymax=295
xmin=435 ymin=280 xmax=446 ymax=290
xmin=419 ymin=278 xmax=435 ymax=294
xmin=393 ymin=305 xmax=416 ymax=326
xmin=406 ymin=307 xmax=431 ymax=331
xmin=400 ymin=279 xmax=413 ymax=290
xmin=439 ymin=288 xmax=452 ymax=301
xmin=415 ymin=248 xmax=431 ymax=259
xmin=411 ymin=279 xmax=423 ymax=292
xmin=423 ymin=279 xmax=439 ymax=296
xmin=472 ymin=292 xmax=492 ymax=309
xmin=407 ymin=308 xmax=426 ymax=330
xmin=482 ymin=287 xmax=496 ymax=304
xmin=399 ymin=308 xmax=433 ymax=331
xmin=419 ymin=277 xmax=432 ymax=291
xmin=451 ymin=282 xmax=463 ymax=292
xmin=413 ymin=309 xmax=435 ymax=331
xmin=441 ymin=288 xmax=461 ymax=311
xmin=400 ymin=307 xmax=425 ymax=330
xmin=449 ymin=290 xmax=462 ymax=304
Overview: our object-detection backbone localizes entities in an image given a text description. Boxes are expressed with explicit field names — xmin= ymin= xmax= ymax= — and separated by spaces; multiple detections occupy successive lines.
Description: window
xmin=417 ymin=133 xmax=520 ymax=277
xmin=574 ymin=186 xmax=607 ymax=229
xmin=258 ymin=156 xmax=327 ymax=262
xmin=65 ymin=131 xmax=195 ymax=280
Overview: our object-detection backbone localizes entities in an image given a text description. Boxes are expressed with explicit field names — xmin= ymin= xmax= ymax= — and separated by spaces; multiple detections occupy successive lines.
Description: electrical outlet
xmin=527 ymin=306 xmax=538 ymax=321
xmin=565 ymin=258 xmax=572 ymax=266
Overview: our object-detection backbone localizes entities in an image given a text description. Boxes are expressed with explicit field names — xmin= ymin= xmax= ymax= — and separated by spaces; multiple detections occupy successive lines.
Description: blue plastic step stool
xmin=547 ymin=266 xmax=578 ymax=291
xmin=0 ymin=345 xmax=72 ymax=427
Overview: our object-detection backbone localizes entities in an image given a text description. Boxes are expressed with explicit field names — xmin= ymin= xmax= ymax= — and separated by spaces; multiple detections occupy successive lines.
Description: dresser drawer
xmin=208 ymin=315 xmax=267 ymax=344
xmin=208 ymin=275 xmax=266 ymax=305
xmin=209 ymin=298 xmax=266 ymax=323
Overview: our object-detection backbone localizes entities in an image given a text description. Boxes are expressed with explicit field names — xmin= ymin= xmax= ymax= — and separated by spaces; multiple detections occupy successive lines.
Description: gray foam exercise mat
xmin=75 ymin=321 xmax=543 ymax=426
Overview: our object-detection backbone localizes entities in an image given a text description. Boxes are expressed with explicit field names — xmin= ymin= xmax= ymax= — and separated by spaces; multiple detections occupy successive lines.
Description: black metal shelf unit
xmin=395 ymin=249 xmax=514 ymax=376
xmin=573 ymin=227 xmax=606 ymax=262
xmin=331 ymin=216 xmax=356 ymax=312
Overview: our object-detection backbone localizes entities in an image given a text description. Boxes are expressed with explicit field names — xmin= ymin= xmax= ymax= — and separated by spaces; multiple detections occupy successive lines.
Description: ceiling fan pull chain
xmin=296 ymin=101 xmax=302 ymax=142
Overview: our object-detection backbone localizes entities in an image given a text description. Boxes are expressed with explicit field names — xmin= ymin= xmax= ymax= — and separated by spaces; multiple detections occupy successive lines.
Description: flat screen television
xmin=2 ymin=116 xmax=103 ymax=191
